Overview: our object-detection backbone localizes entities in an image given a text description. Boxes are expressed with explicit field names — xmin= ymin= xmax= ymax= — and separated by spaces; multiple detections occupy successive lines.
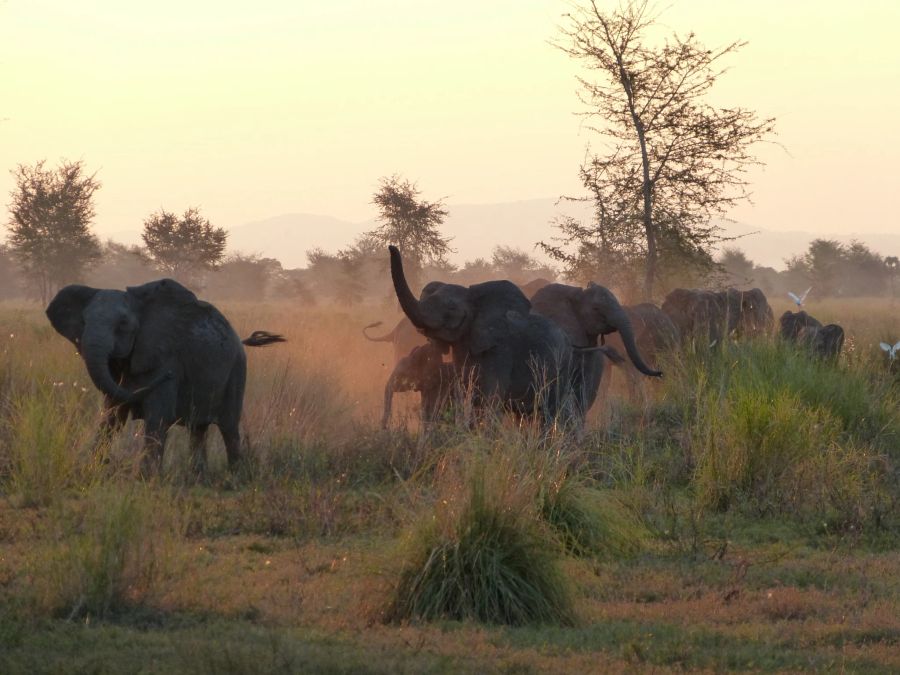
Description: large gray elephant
xmin=662 ymin=287 xmax=773 ymax=346
xmin=780 ymin=310 xmax=845 ymax=360
xmin=381 ymin=341 xmax=456 ymax=429
xmin=528 ymin=283 xmax=663 ymax=414
xmin=389 ymin=246 xmax=584 ymax=428
xmin=362 ymin=316 xmax=427 ymax=364
xmin=46 ymin=278 xmax=284 ymax=476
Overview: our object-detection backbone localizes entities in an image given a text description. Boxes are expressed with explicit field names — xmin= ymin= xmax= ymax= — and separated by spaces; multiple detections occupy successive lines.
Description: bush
xmin=385 ymin=455 xmax=574 ymax=626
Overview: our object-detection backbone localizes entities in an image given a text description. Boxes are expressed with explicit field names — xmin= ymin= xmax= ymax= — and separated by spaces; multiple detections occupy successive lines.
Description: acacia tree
xmin=6 ymin=159 xmax=102 ymax=302
xmin=551 ymin=0 xmax=775 ymax=299
xmin=141 ymin=207 xmax=227 ymax=288
xmin=367 ymin=175 xmax=452 ymax=289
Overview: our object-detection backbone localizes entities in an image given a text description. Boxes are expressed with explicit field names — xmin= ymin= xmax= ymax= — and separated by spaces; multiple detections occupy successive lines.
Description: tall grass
xmin=386 ymin=448 xmax=575 ymax=626
xmin=32 ymin=481 xmax=182 ymax=619
xmin=663 ymin=339 xmax=899 ymax=526
xmin=1 ymin=387 xmax=98 ymax=506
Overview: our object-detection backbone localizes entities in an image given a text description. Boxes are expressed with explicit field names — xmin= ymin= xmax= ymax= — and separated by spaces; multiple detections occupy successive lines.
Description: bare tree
xmin=367 ymin=175 xmax=452 ymax=289
xmin=6 ymin=159 xmax=102 ymax=302
xmin=552 ymin=0 xmax=775 ymax=299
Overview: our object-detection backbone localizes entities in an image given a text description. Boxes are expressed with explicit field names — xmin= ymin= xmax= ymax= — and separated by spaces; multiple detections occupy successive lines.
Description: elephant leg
xmin=381 ymin=373 xmax=399 ymax=429
xmin=100 ymin=395 xmax=130 ymax=434
xmin=220 ymin=423 xmax=242 ymax=471
xmin=140 ymin=417 xmax=169 ymax=479
xmin=189 ymin=424 xmax=210 ymax=478
xmin=138 ymin=380 xmax=176 ymax=478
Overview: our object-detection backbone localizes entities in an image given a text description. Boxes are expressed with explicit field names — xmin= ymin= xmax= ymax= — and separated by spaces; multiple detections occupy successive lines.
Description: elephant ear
xmin=46 ymin=284 xmax=99 ymax=346
xmin=530 ymin=284 xmax=590 ymax=347
xmin=466 ymin=280 xmax=531 ymax=355
xmin=126 ymin=278 xmax=206 ymax=374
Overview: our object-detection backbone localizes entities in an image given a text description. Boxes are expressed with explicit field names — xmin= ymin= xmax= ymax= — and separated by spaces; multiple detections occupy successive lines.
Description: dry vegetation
xmin=1 ymin=296 xmax=899 ymax=673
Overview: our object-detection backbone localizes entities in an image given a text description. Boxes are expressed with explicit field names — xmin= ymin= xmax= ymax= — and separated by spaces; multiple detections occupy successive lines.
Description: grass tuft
xmin=385 ymin=454 xmax=575 ymax=626
xmin=540 ymin=475 xmax=648 ymax=559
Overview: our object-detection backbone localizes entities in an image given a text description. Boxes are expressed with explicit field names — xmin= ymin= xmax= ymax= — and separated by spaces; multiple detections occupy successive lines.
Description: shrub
xmin=385 ymin=455 xmax=574 ymax=626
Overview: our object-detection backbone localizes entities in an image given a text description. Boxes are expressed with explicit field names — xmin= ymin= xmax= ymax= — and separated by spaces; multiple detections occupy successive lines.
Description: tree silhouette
xmin=141 ymin=207 xmax=227 ymax=288
xmin=6 ymin=159 xmax=102 ymax=302
xmin=553 ymin=0 xmax=775 ymax=299
xmin=367 ymin=175 xmax=452 ymax=289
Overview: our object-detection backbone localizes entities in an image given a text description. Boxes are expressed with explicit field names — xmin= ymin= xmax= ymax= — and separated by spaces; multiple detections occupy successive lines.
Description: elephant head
xmin=727 ymin=288 xmax=773 ymax=336
xmin=530 ymin=282 xmax=662 ymax=377
xmin=780 ymin=310 xmax=822 ymax=342
xmin=45 ymin=279 xmax=189 ymax=403
xmin=389 ymin=245 xmax=530 ymax=355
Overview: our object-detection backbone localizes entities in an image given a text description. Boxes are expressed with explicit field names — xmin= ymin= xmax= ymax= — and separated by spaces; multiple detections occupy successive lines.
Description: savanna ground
xmin=1 ymin=295 xmax=899 ymax=674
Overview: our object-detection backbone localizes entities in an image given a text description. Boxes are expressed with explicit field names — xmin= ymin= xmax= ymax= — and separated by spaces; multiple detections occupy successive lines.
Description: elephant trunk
xmin=81 ymin=328 xmax=137 ymax=404
xmin=609 ymin=309 xmax=663 ymax=378
xmin=389 ymin=246 xmax=433 ymax=331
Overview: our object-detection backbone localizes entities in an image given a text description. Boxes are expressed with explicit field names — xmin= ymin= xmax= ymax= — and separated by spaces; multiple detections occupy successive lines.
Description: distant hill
xmin=107 ymin=198 xmax=899 ymax=271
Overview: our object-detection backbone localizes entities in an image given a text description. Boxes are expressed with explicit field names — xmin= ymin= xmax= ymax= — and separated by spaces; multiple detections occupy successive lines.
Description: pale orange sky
xmin=2 ymin=1 xmax=899 ymax=247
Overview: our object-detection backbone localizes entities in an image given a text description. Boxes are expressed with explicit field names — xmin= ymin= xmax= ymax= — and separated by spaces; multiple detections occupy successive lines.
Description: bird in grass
xmin=880 ymin=340 xmax=900 ymax=361
xmin=788 ymin=287 xmax=812 ymax=308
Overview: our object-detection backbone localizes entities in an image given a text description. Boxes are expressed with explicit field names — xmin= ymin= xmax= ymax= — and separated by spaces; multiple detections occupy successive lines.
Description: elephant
xmin=381 ymin=341 xmax=457 ymax=429
xmin=46 ymin=278 xmax=285 ymax=476
xmin=779 ymin=309 xmax=821 ymax=341
xmin=388 ymin=246 xmax=586 ymax=429
xmin=662 ymin=287 xmax=773 ymax=346
xmin=528 ymin=283 xmax=663 ymax=415
xmin=518 ymin=277 xmax=553 ymax=298
xmin=780 ymin=310 xmax=844 ymax=360
xmin=601 ymin=303 xmax=679 ymax=399
xmin=362 ymin=316 xmax=427 ymax=364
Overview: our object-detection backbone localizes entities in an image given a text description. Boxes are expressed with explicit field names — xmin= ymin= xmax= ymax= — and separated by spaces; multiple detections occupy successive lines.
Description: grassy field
xmin=1 ymin=296 xmax=898 ymax=674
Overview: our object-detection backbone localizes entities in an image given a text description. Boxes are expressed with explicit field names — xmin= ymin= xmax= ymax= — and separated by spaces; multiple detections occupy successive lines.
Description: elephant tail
xmin=362 ymin=321 xmax=396 ymax=342
xmin=242 ymin=330 xmax=287 ymax=347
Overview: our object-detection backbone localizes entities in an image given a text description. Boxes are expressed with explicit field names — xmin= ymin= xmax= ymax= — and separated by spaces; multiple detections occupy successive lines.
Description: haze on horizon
xmin=2 ymin=0 xmax=899 ymax=258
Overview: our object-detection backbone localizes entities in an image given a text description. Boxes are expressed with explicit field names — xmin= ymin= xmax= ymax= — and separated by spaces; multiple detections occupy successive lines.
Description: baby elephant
xmin=381 ymin=342 xmax=456 ymax=429
xmin=780 ymin=310 xmax=844 ymax=360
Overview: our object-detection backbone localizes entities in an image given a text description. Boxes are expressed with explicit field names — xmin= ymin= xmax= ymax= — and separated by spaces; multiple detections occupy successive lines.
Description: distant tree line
xmin=718 ymin=241 xmax=899 ymax=300
xmin=3 ymin=159 xmax=895 ymax=305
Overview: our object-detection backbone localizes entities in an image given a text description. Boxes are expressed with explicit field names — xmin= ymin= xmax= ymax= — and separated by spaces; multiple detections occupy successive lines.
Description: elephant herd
xmin=372 ymin=247 xmax=847 ymax=429
xmin=44 ymin=249 xmax=846 ymax=477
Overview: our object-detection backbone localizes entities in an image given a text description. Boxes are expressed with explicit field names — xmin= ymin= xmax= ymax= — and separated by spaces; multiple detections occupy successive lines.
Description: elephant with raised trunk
xmin=662 ymin=287 xmax=773 ymax=346
xmin=529 ymin=283 xmax=663 ymax=414
xmin=381 ymin=341 xmax=457 ymax=429
xmin=388 ymin=246 xmax=585 ymax=428
xmin=780 ymin=310 xmax=845 ymax=360
xmin=46 ymin=278 xmax=285 ymax=476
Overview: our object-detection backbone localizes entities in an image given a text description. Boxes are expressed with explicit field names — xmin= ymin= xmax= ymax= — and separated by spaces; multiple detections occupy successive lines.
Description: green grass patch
xmin=386 ymin=454 xmax=574 ymax=626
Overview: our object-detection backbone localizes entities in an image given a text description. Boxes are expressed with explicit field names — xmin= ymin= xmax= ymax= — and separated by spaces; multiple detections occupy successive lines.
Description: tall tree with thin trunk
xmin=552 ymin=0 xmax=775 ymax=299
xmin=6 ymin=159 xmax=102 ymax=303
xmin=368 ymin=175 xmax=452 ymax=290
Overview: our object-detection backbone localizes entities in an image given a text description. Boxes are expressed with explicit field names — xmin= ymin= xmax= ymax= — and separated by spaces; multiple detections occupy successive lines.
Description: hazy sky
xmin=2 ymin=0 xmax=899 ymax=246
